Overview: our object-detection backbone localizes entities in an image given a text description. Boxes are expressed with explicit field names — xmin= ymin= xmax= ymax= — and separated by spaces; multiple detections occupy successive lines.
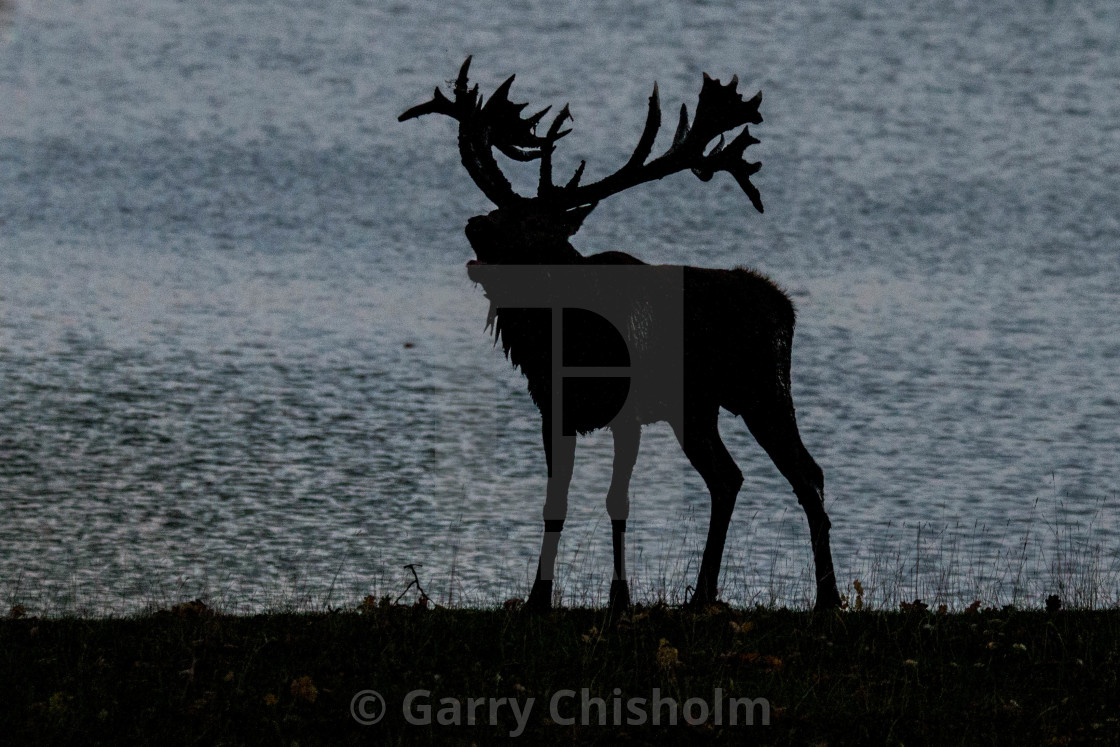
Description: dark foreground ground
xmin=2 ymin=599 xmax=1118 ymax=745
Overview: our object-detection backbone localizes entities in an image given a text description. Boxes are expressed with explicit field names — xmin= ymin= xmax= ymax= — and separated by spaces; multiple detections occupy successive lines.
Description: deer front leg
xmin=607 ymin=419 xmax=640 ymax=617
xmin=526 ymin=416 xmax=576 ymax=613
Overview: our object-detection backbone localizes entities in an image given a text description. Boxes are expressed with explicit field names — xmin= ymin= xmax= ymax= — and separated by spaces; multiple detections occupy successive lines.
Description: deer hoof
xmin=524 ymin=580 xmax=553 ymax=614
xmin=685 ymin=599 xmax=716 ymax=612
xmin=685 ymin=587 xmax=717 ymax=611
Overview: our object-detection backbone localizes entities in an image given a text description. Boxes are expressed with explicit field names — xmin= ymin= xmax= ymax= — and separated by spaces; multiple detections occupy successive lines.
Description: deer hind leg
xmin=606 ymin=418 xmax=640 ymax=617
xmin=672 ymin=406 xmax=744 ymax=608
xmin=742 ymin=394 xmax=841 ymax=610
xmin=527 ymin=416 xmax=576 ymax=613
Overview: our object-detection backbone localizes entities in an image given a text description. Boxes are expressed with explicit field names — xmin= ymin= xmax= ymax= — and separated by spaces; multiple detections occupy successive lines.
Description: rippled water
xmin=2 ymin=0 xmax=1118 ymax=613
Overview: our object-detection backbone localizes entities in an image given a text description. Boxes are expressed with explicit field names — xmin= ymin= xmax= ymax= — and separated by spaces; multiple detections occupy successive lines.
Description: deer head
xmin=399 ymin=57 xmax=765 ymax=269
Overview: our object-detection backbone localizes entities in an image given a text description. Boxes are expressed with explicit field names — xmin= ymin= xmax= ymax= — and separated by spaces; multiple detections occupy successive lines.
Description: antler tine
xmin=693 ymin=124 xmax=764 ymax=212
xmin=525 ymin=105 xmax=552 ymax=129
xmin=672 ymin=103 xmax=690 ymax=148
xmin=549 ymin=71 xmax=766 ymax=213
xmin=538 ymin=105 xmax=573 ymax=197
xmin=398 ymin=86 xmax=457 ymax=122
xmin=565 ymin=161 xmax=586 ymax=190
xmin=400 ymin=57 xmax=535 ymax=207
xmin=398 ymin=57 xmax=477 ymax=123
xmin=486 ymin=80 xmax=552 ymax=163
xmin=453 ymin=55 xmax=474 ymax=97
xmin=623 ymin=83 xmax=662 ymax=170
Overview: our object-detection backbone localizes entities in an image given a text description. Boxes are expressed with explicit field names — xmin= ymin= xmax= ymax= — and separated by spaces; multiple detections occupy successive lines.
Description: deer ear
xmin=561 ymin=203 xmax=598 ymax=237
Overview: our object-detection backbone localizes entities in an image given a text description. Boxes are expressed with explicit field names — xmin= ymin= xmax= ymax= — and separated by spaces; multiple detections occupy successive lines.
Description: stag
xmin=400 ymin=58 xmax=840 ymax=612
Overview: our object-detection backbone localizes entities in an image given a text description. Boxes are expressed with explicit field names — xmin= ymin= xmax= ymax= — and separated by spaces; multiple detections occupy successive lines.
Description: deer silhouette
xmin=400 ymin=58 xmax=840 ymax=612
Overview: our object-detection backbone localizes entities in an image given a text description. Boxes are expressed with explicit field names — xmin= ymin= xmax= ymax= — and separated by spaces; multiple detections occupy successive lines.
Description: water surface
xmin=1 ymin=0 xmax=1118 ymax=612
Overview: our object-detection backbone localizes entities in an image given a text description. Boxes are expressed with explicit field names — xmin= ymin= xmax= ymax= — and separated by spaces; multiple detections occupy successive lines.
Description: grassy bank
xmin=3 ymin=598 xmax=1119 ymax=745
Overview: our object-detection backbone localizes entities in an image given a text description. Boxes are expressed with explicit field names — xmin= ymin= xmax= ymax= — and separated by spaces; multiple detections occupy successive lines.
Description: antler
xmin=546 ymin=73 xmax=765 ymax=213
xmin=400 ymin=58 xmax=764 ymax=213
xmin=398 ymin=56 xmax=572 ymax=208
